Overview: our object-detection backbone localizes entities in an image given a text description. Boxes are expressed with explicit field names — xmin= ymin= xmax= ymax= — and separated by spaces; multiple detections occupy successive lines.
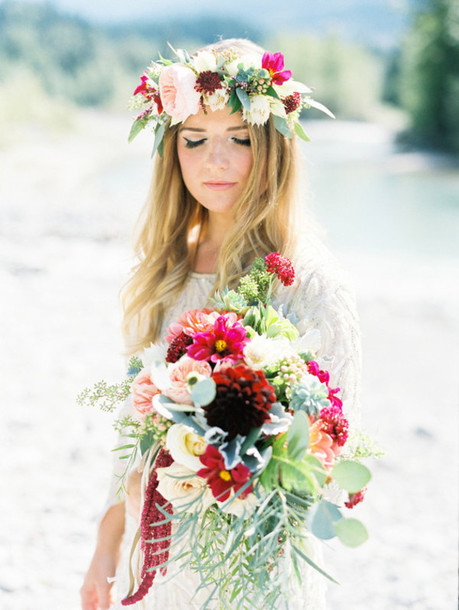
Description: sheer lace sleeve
xmin=277 ymin=238 xmax=362 ymax=426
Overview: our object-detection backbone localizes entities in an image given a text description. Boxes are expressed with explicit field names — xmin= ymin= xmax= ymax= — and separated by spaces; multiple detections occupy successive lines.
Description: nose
xmin=205 ymin=138 xmax=228 ymax=170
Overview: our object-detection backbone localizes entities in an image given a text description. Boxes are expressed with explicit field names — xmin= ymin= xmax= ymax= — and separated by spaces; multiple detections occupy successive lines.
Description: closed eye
xmin=184 ymin=137 xmax=206 ymax=148
xmin=232 ymin=137 xmax=251 ymax=146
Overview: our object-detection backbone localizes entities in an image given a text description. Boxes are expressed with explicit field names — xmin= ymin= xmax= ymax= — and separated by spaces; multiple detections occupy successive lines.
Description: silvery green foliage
xmin=290 ymin=374 xmax=331 ymax=416
xmin=212 ymin=288 xmax=249 ymax=314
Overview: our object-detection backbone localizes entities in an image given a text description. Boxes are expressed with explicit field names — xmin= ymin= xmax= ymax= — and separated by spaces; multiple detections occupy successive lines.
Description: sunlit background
xmin=0 ymin=0 xmax=458 ymax=608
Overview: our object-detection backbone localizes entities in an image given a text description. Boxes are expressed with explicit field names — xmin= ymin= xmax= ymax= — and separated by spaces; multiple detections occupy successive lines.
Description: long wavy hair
xmin=122 ymin=39 xmax=301 ymax=354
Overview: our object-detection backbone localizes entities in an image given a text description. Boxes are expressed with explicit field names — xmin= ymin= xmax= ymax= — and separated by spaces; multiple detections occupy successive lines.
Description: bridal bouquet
xmin=78 ymin=253 xmax=373 ymax=609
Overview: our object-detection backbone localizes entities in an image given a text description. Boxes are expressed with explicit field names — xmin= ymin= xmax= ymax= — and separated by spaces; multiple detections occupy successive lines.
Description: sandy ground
xmin=0 ymin=112 xmax=457 ymax=610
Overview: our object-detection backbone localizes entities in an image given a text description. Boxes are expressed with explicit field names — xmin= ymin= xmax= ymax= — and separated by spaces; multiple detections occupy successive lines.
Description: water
xmin=300 ymin=121 xmax=459 ymax=261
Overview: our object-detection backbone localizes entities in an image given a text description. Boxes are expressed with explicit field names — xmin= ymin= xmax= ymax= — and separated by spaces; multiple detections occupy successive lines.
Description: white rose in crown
xmin=156 ymin=462 xmax=214 ymax=511
xmin=166 ymin=423 xmax=207 ymax=471
xmin=243 ymin=94 xmax=271 ymax=126
xmin=192 ymin=50 xmax=219 ymax=73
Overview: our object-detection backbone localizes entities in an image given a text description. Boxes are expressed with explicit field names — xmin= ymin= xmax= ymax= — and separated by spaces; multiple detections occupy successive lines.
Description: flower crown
xmin=128 ymin=45 xmax=334 ymax=156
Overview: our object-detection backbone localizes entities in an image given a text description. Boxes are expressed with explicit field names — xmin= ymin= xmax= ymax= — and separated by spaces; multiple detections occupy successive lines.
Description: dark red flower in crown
xmin=283 ymin=92 xmax=301 ymax=115
xmin=265 ymin=252 xmax=295 ymax=286
xmin=195 ymin=71 xmax=223 ymax=94
xmin=203 ymin=364 xmax=276 ymax=440
xmin=261 ymin=52 xmax=292 ymax=85
xmin=197 ymin=445 xmax=252 ymax=502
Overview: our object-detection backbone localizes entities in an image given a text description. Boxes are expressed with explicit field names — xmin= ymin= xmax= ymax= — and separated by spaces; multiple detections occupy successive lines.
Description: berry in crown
xmin=128 ymin=45 xmax=334 ymax=155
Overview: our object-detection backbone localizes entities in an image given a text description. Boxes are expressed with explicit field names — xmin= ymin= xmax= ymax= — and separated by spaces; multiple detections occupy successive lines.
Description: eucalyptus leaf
xmin=306 ymin=499 xmax=342 ymax=540
xmin=287 ymin=411 xmax=310 ymax=460
xmin=294 ymin=121 xmax=310 ymax=142
xmin=151 ymin=123 xmax=165 ymax=158
xmin=190 ymin=378 xmax=216 ymax=406
xmin=128 ymin=118 xmax=147 ymax=143
xmin=273 ymin=115 xmax=292 ymax=138
xmin=335 ymin=518 xmax=369 ymax=547
xmin=332 ymin=460 xmax=371 ymax=493
xmin=236 ymin=87 xmax=251 ymax=110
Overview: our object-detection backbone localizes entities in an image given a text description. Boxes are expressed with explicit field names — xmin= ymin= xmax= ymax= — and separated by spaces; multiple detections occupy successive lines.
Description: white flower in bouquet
xmin=156 ymin=461 xmax=213 ymax=511
xmin=166 ymin=423 xmax=207 ymax=471
xmin=243 ymin=334 xmax=292 ymax=369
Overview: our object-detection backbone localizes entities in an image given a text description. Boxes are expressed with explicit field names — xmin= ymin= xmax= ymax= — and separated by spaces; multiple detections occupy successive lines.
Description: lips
xmin=204 ymin=181 xmax=236 ymax=191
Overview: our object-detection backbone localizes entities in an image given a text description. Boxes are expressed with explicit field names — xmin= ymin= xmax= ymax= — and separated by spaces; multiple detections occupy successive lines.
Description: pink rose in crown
xmin=131 ymin=368 xmax=161 ymax=418
xmin=159 ymin=64 xmax=201 ymax=122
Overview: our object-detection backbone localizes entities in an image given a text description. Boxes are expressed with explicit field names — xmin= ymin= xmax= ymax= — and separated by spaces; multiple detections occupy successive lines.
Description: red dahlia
xmin=265 ymin=252 xmax=295 ymax=286
xmin=203 ymin=364 xmax=276 ymax=439
xmin=195 ymin=71 xmax=223 ymax=94
xmin=197 ymin=445 xmax=252 ymax=502
xmin=283 ymin=92 xmax=301 ymax=114
xmin=166 ymin=331 xmax=193 ymax=363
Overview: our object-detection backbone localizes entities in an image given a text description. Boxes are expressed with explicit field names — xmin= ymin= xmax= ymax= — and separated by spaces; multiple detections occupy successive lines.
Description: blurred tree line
xmin=0 ymin=0 xmax=458 ymax=153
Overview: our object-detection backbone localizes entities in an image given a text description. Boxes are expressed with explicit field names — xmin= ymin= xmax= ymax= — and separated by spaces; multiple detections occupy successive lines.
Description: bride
xmin=80 ymin=38 xmax=361 ymax=609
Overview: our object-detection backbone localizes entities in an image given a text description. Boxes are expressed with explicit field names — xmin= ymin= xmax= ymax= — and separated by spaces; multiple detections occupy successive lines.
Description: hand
xmin=81 ymin=503 xmax=125 ymax=610
xmin=126 ymin=468 xmax=142 ymax=521
xmin=80 ymin=549 xmax=117 ymax=610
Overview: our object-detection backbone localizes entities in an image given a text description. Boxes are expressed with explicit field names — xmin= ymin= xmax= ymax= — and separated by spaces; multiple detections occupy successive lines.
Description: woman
xmin=81 ymin=38 xmax=361 ymax=610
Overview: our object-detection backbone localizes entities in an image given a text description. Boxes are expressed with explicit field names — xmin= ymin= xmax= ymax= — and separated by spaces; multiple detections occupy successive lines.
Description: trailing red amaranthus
xmin=121 ymin=449 xmax=174 ymax=606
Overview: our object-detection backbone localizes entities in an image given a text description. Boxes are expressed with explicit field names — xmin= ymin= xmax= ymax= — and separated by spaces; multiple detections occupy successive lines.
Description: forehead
xmin=179 ymin=107 xmax=248 ymax=132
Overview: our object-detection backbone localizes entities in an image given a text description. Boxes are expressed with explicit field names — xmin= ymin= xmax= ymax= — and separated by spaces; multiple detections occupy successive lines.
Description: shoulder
xmin=277 ymin=235 xmax=358 ymax=336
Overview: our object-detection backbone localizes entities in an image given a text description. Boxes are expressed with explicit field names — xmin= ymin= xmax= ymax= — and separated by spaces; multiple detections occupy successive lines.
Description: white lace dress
xmin=109 ymin=237 xmax=361 ymax=609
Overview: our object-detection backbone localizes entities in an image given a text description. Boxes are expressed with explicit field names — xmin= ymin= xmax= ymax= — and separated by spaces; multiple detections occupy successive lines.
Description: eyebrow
xmin=179 ymin=126 xmax=248 ymax=133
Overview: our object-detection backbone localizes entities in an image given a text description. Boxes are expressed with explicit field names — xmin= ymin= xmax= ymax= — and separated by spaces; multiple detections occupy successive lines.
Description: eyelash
xmin=184 ymin=137 xmax=251 ymax=149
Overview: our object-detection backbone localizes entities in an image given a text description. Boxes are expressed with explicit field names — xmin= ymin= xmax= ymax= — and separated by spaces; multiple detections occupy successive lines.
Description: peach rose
xmin=166 ymin=308 xmax=219 ymax=343
xmin=131 ymin=368 xmax=160 ymax=419
xmin=156 ymin=462 xmax=214 ymax=512
xmin=163 ymin=356 xmax=212 ymax=404
xmin=159 ymin=64 xmax=201 ymax=123
xmin=307 ymin=417 xmax=339 ymax=469
xmin=165 ymin=423 xmax=207 ymax=471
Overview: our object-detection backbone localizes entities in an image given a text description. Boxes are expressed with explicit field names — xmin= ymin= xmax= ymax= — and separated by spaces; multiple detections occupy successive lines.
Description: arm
xmin=80 ymin=502 xmax=125 ymax=610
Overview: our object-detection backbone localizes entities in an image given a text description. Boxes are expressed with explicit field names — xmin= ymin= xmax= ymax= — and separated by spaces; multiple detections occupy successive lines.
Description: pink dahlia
xmin=187 ymin=313 xmax=248 ymax=364
xmin=197 ymin=445 xmax=252 ymax=502
xmin=261 ymin=52 xmax=292 ymax=85
xmin=265 ymin=252 xmax=295 ymax=286
xmin=319 ymin=405 xmax=349 ymax=447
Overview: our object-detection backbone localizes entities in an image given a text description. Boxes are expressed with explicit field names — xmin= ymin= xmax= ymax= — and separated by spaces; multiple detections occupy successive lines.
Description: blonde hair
xmin=122 ymin=39 xmax=301 ymax=354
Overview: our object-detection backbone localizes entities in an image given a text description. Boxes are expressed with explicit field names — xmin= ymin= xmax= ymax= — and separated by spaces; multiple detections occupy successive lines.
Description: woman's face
xmin=176 ymin=107 xmax=253 ymax=219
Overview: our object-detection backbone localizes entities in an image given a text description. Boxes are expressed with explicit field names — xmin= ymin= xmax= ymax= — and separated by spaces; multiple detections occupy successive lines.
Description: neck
xmin=191 ymin=210 xmax=234 ymax=274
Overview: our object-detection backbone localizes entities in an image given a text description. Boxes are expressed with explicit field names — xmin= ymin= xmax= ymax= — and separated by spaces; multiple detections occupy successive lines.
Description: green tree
xmin=399 ymin=0 xmax=459 ymax=153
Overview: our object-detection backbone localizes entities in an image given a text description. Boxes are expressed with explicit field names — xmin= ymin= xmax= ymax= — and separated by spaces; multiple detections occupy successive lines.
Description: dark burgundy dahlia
xmin=203 ymin=364 xmax=276 ymax=439
xmin=195 ymin=71 xmax=223 ymax=94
